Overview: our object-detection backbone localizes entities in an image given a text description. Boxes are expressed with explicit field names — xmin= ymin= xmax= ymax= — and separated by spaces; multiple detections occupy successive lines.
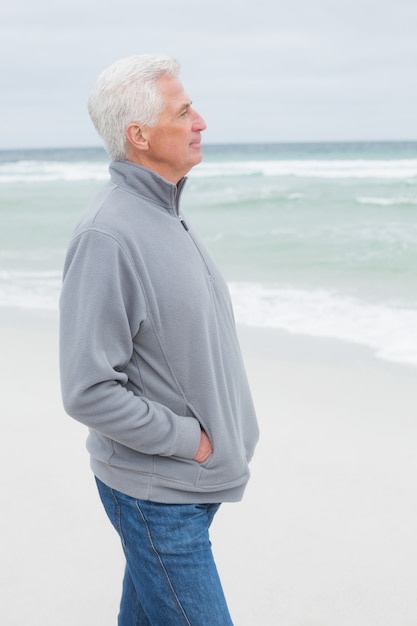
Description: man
xmin=60 ymin=54 xmax=259 ymax=626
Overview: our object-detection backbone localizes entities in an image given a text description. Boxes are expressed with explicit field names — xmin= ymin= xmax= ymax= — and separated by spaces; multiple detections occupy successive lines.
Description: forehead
xmin=157 ymin=76 xmax=191 ymax=112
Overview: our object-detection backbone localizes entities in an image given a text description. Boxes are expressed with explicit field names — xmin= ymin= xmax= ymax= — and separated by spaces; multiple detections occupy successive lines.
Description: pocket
xmin=186 ymin=401 xmax=249 ymax=490
xmin=153 ymin=454 xmax=202 ymax=487
xmin=195 ymin=448 xmax=249 ymax=489
xmin=185 ymin=401 xmax=213 ymax=446
xmin=95 ymin=478 xmax=127 ymax=547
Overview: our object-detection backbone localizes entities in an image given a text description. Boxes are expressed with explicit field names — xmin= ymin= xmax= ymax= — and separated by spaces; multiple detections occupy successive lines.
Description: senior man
xmin=59 ymin=54 xmax=259 ymax=626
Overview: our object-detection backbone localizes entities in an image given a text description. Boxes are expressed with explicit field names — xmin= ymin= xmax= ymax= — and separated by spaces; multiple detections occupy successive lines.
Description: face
xmin=128 ymin=76 xmax=207 ymax=183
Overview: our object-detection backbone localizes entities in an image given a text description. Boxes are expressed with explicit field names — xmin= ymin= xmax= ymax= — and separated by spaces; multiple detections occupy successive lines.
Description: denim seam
xmin=110 ymin=489 xmax=126 ymax=548
xmin=134 ymin=501 xmax=192 ymax=626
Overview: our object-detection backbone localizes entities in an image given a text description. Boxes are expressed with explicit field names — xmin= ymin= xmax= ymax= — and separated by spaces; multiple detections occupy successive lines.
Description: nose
xmin=192 ymin=108 xmax=207 ymax=131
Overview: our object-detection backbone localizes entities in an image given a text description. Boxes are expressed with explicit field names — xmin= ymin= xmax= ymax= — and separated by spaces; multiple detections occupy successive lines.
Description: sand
xmin=1 ymin=317 xmax=417 ymax=625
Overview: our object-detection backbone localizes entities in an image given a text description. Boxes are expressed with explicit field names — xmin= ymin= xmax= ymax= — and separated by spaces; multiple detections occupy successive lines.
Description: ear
xmin=125 ymin=123 xmax=149 ymax=152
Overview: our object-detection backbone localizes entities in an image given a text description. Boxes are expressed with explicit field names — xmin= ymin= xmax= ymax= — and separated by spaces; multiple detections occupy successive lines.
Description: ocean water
xmin=1 ymin=142 xmax=417 ymax=367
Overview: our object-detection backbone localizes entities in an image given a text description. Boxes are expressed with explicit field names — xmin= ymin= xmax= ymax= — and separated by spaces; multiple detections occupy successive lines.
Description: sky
xmin=1 ymin=0 xmax=416 ymax=149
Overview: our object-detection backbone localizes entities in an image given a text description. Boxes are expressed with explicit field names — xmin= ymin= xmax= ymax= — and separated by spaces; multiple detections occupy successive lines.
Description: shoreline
xmin=1 ymin=305 xmax=416 ymax=374
xmin=238 ymin=323 xmax=417 ymax=374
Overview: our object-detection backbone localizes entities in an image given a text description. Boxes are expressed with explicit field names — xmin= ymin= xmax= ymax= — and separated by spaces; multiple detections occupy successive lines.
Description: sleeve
xmin=59 ymin=228 xmax=201 ymax=459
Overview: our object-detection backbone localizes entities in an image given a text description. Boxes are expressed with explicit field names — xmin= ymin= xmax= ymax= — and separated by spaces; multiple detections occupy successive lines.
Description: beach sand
xmin=1 ymin=318 xmax=417 ymax=625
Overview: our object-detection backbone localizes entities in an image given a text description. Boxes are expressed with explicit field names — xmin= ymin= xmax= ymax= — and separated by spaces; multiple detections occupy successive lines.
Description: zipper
xmin=179 ymin=215 xmax=189 ymax=231
xmin=178 ymin=214 xmax=213 ymax=280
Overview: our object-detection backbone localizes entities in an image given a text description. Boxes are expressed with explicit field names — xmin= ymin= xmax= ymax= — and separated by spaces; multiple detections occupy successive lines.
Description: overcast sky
xmin=1 ymin=0 xmax=416 ymax=149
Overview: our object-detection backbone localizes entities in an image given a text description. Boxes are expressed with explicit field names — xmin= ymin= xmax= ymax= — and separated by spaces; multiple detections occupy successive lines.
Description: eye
xmin=179 ymin=103 xmax=192 ymax=117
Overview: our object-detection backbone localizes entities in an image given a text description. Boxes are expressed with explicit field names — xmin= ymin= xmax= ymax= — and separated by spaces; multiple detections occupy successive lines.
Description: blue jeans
xmin=95 ymin=477 xmax=234 ymax=626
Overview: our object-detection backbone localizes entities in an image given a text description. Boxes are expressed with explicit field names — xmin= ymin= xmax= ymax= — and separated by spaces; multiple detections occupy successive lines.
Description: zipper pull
xmin=179 ymin=215 xmax=189 ymax=231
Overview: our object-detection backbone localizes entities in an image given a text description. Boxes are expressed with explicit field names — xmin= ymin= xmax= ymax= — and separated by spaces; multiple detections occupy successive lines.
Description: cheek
xmin=167 ymin=132 xmax=189 ymax=154
xmin=151 ymin=127 xmax=189 ymax=156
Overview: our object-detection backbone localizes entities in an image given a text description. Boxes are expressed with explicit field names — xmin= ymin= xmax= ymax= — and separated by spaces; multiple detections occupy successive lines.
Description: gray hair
xmin=88 ymin=54 xmax=180 ymax=160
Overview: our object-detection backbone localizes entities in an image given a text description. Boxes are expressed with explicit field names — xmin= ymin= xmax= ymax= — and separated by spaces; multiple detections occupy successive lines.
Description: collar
xmin=109 ymin=160 xmax=187 ymax=215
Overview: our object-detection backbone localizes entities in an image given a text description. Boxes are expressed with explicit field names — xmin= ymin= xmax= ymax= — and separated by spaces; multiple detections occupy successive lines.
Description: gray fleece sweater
xmin=59 ymin=160 xmax=259 ymax=503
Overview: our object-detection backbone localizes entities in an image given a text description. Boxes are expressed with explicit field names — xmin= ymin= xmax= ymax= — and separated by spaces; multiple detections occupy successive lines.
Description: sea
xmin=1 ymin=141 xmax=417 ymax=367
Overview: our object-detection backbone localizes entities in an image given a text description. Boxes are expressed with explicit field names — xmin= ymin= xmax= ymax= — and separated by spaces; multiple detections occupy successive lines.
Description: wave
xmin=356 ymin=195 xmax=417 ymax=206
xmin=1 ymin=157 xmax=417 ymax=183
xmin=0 ymin=270 xmax=62 ymax=310
xmin=228 ymin=282 xmax=417 ymax=367
xmin=0 ymin=160 xmax=109 ymax=183
xmin=195 ymin=159 xmax=417 ymax=180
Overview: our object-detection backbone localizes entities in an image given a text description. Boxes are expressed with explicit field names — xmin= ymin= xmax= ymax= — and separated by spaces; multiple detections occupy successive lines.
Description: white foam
xmin=228 ymin=282 xmax=417 ymax=367
xmin=0 ymin=270 xmax=61 ymax=310
xmin=357 ymin=195 xmax=417 ymax=206
xmin=195 ymin=159 xmax=417 ymax=180
xmin=0 ymin=160 xmax=109 ymax=183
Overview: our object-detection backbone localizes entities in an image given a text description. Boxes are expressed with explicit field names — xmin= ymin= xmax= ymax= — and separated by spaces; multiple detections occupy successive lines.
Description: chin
xmin=191 ymin=151 xmax=203 ymax=165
